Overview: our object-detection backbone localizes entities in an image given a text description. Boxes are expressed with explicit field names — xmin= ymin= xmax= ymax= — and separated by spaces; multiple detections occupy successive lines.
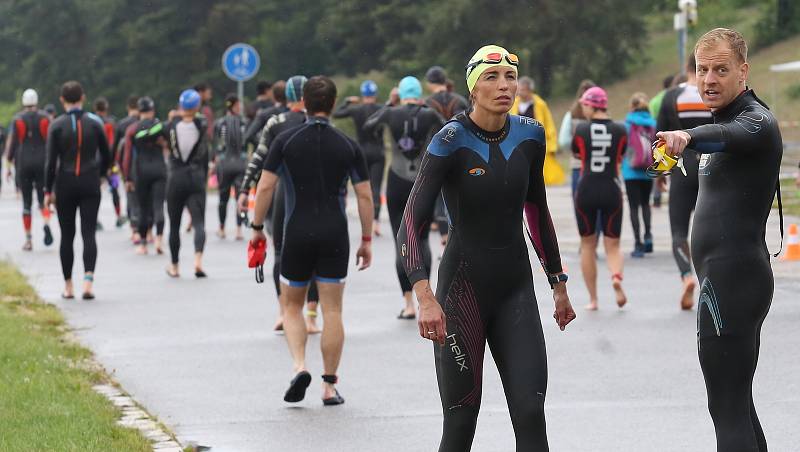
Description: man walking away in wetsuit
xmin=128 ymin=97 xmax=167 ymax=255
xmin=425 ymin=66 xmax=469 ymax=246
xmin=657 ymin=53 xmax=713 ymax=310
xmin=332 ymin=79 xmax=386 ymax=236
xmin=658 ymin=28 xmax=782 ymax=452
xmin=214 ymin=93 xmax=247 ymax=240
xmin=6 ymin=88 xmax=53 ymax=251
xmin=239 ymin=76 xmax=321 ymax=334
xmin=115 ymin=96 xmax=140 ymax=239
xmin=94 ymin=97 xmax=125 ymax=228
xmin=250 ymin=76 xmax=374 ymax=406
xmin=194 ymin=83 xmax=215 ymax=141
xmin=44 ymin=81 xmax=111 ymax=300
xmin=425 ymin=66 xmax=469 ymax=120
xmin=238 ymin=80 xmax=293 ymax=213
xmin=244 ymin=80 xmax=288 ymax=148
xmin=246 ymin=80 xmax=274 ymax=120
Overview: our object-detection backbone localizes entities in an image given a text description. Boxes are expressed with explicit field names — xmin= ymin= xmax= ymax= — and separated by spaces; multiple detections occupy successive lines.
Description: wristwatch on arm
xmin=548 ymin=273 xmax=568 ymax=289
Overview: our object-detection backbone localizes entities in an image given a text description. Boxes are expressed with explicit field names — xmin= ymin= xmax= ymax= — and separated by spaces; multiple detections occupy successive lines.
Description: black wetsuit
xmin=165 ymin=117 xmax=209 ymax=264
xmin=262 ymin=116 xmax=369 ymax=285
xmin=98 ymin=115 xmax=122 ymax=219
xmin=426 ymin=92 xmax=470 ymax=233
xmin=244 ymin=104 xmax=288 ymax=147
xmin=129 ymin=118 xmax=166 ymax=238
xmin=0 ymin=125 xmax=5 ymax=191
xmin=214 ymin=113 xmax=247 ymax=229
xmin=425 ymin=92 xmax=469 ymax=120
xmin=572 ymin=119 xmax=627 ymax=237
xmin=686 ymin=90 xmax=782 ymax=452
xmin=657 ymin=84 xmax=713 ymax=277
xmin=8 ymin=110 xmax=50 ymax=227
xmin=332 ymin=101 xmax=385 ymax=220
xmin=116 ymin=114 xmax=140 ymax=229
xmin=243 ymin=109 xmax=318 ymax=301
xmin=363 ymin=104 xmax=445 ymax=293
xmin=241 ymin=108 xmax=301 ymax=195
xmin=247 ymin=98 xmax=273 ymax=121
xmin=45 ymin=110 xmax=111 ymax=280
xmin=398 ymin=113 xmax=563 ymax=451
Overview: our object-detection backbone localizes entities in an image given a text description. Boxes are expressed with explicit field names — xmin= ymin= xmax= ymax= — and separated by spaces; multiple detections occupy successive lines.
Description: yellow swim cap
xmin=465 ymin=45 xmax=519 ymax=93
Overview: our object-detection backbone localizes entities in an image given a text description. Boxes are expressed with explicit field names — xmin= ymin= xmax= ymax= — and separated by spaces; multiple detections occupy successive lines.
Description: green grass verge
xmin=0 ymin=261 xmax=152 ymax=452
xmin=779 ymin=178 xmax=800 ymax=217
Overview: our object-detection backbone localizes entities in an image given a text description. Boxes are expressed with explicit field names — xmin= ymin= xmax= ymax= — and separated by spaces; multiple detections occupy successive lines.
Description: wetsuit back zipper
xmin=75 ymin=117 xmax=83 ymax=176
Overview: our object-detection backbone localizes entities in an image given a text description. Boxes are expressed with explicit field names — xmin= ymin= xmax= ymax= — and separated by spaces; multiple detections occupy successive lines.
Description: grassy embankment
xmin=0 ymin=261 xmax=152 ymax=451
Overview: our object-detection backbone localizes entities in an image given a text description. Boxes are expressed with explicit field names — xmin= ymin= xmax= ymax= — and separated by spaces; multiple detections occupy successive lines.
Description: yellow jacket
xmin=512 ymin=94 xmax=565 ymax=185
xmin=511 ymin=94 xmax=558 ymax=153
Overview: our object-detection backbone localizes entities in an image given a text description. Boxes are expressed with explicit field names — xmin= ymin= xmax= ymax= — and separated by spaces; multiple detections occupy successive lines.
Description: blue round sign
xmin=222 ymin=43 xmax=260 ymax=82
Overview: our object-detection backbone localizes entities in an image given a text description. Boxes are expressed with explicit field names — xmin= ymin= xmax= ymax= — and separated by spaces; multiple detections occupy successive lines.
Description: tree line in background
xmin=0 ymin=0 xmax=796 ymax=116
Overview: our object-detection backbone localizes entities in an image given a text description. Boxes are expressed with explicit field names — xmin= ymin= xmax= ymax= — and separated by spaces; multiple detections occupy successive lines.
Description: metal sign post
xmin=222 ymin=43 xmax=261 ymax=119
xmin=675 ymin=0 xmax=698 ymax=76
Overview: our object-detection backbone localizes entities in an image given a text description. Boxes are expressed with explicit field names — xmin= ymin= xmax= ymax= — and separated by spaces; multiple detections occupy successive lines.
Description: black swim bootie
xmin=284 ymin=371 xmax=312 ymax=403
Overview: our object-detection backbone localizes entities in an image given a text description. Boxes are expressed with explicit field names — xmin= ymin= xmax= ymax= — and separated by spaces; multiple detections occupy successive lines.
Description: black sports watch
xmin=251 ymin=223 xmax=264 ymax=231
xmin=548 ymin=273 xmax=568 ymax=289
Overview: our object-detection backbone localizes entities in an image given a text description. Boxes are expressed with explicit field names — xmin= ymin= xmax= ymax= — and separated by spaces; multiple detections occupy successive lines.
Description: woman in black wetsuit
xmin=397 ymin=44 xmax=576 ymax=452
xmin=572 ymin=86 xmax=628 ymax=310
xmin=658 ymin=28 xmax=782 ymax=452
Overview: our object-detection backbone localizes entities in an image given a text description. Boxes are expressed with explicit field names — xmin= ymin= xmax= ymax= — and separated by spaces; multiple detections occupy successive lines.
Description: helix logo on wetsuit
xmin=400 ymin=243 xmax=407 ymax=257
xmin=589 ymin=123 xmax=612 ymax=173
xmin=734 ymin=111 xmax=767 ymax=134
xmin=447 ymin=333 xmax=469 ymax=372
xmin=441 ymin=126 xmax=458 ymax=144
xmin=468 ymin=167 xmax=485 ymax=176
xmin=518 ymin=116 xmax=539 ymax=126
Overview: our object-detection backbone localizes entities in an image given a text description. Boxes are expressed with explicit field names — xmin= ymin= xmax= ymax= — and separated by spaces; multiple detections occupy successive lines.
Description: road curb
xmin=93 ymin=384 xmax=184 ymax=452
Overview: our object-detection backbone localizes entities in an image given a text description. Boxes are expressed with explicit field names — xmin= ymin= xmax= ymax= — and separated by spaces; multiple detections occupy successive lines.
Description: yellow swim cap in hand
xmin=647 ymin=141 xmax=686 ymax=177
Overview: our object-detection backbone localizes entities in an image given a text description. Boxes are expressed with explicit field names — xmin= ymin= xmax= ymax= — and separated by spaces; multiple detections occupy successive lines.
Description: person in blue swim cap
xmin=333 ymin=79 xmax=385 ymax=236
xmin=398 ymin=76 xmax=422 ymax=102
xmin=360 ymin=80 xmax=378 ymax=98
xmin=179 ymin=89 xmax=201 ymax=112
xmin=362 ymin=75 xmax=445 ymax=320
xmin=164 ymin=88 xmax=211 ymax=279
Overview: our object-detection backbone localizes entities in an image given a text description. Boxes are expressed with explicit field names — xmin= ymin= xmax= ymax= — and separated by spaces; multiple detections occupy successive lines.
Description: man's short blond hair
xmin=694 ymin=28 xmax=748 ymax=64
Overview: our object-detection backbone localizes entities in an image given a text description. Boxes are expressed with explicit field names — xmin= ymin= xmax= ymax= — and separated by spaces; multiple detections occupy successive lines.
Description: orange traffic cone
xmin=783 ymin=223 xmax=800 ymax=261
xmin=248 ymin=188 xmax=256 ymax=211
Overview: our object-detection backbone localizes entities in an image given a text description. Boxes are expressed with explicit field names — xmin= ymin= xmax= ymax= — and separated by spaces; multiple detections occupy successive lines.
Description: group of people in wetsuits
xmin=2 ymin=26 xmax=784 ymax=452
xmin=3 ymin=81 xmax=215 ymax=297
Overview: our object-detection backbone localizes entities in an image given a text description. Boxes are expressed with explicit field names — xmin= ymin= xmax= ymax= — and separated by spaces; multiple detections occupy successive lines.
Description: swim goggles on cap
xmin=465 ymin=52 xmax=519 ymax=77
xmin=646 ymin=140 xmax=687 ymax=178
